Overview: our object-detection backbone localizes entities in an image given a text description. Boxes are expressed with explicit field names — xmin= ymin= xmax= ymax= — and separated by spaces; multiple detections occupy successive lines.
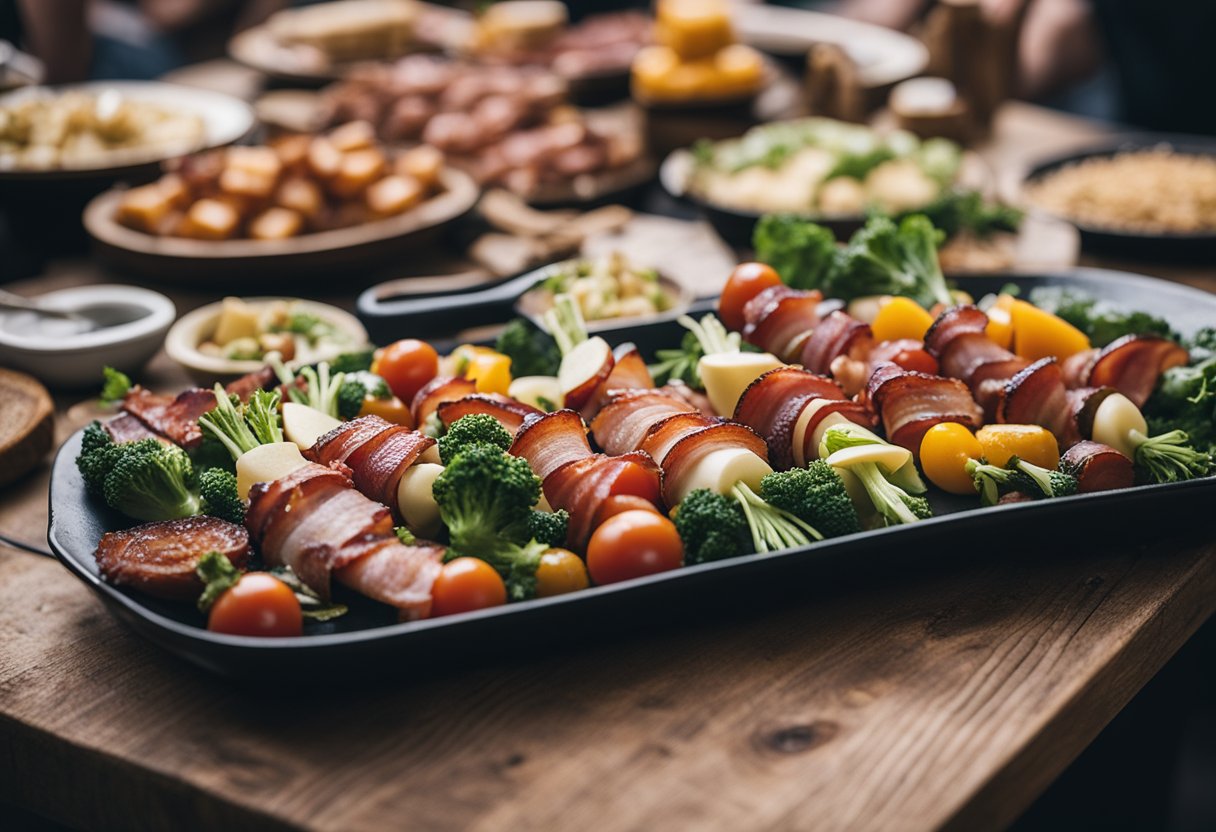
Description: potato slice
xmin=329 ymin=120 xmax=376 ymax=153
xmin=235 ymin=442 xmax=309 ymax=500
xmin=330 ymin=148 xmax=386 ymax=198
xmin=282 ymin=402 xmax=341 ymax=450
xmin=698 ymin=352 xmax=784 ymax=418
xmin=274 ymin=177 xmax=324 ymax=220
xmin=307 ymin=136 xmax=342 ymax=178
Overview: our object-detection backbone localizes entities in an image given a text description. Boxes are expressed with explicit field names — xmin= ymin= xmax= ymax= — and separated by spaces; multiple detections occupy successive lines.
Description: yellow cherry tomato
xmin=1010 ymin=299 xmax=1091 ymax=361
xmin=975 ymin=424 xmax=1059 ymax=470
xmin=872 ymin=296 xmax=936 ymax=343
xmin=358 ymin=395 xmax=413 ymax=428
xmin=985 ymin=293 xmax=1016 ymax=350
xmin=534 ymin=548 xmax=590 ymax=598
xmin=919 ymin=422 xmax=984 ymax=495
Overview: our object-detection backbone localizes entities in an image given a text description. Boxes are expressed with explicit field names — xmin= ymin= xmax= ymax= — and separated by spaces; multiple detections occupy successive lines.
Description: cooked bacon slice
xmin=308 ymin=415 xmax=396 ymax=466
xmin=742 ymin=286 xmax=822 ymax=360
xmin=590 ymin=390 xmax=694 ymax=456
xmin=224 ymin=366 xmax=277 ymax=401
xmin=924 ymin=304 xmax=988 ymax=357
xmin=411 ymin=376 xmax=478 ymax=427
xmin=799 ymin=311 xmax=873 ymax=376
xmin=121 ymin=387 xmax=215 ymax=449
xmin=510 ymin=409 xmax=593 ymax=482
xmin=1060 ymin=349 xmax=1098 ymax=389
xmin=543 ymin=452 xmax=663 ymax=548
xmin=660 ymin=422 xmax=770 ymax=506
xmin=602 ymin=344 xmax=655 ymax=395
xmin=638 ymin=411 xmax=718 ymax=464
xmin=333 ymin=537 xmax=444 ymax=620
xmin=866 ymin=362 xmax=982 ymax=453
xmin=924 ymin=306 xmax=1031 ymax=420
xmin=1067 ymin=386 xmax=1117 ymax=443
xmin=1078 ymin=335 xmax=1189 ymax=408
xmin=998 ymin=359 xmax=1078 ymax=446
xmin=351 ymin=426 xmax=436 ymax=510
xmin=245 ymin=462 xmax=353 ymax=542
xmin=95 ymin=516 xmax=249 ymax=600
xmin=103 ymin=412 xmax=163 ymax=444
xmin=437 ymin=393 xmax=542 ymax=434
xmin=733 ymin=367 xmax=845 ymax=469
xmin=660 ymin=380 xmax=715 ymax=415
xmin=1060 ymin=441 xmax=1135 ymax=493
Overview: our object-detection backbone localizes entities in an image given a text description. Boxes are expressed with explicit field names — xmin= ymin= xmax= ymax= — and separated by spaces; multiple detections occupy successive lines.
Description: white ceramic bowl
xmin=165 ymin=297 xmax=369 ymax=385
xmin=0 ymin=284 xmax=176 ymax=389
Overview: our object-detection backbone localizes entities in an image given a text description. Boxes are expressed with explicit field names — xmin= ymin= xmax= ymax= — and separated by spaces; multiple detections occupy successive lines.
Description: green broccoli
xmin=102 ymin=439 xmax=200 ymax=521
xmin=753 ymin=213 xmax=841 ymax=291
xmin=190 ymin=434 xmax=236 ymax=474
xmin=438 ymin=414 xmax=513 ymax=465
xmin=447 ymin=538 xmax=550 ymax=602
xmin=336 ymin=371 xmax=391 ymax=420
xmin=270 ymin=357 xmax=346 ymax=419
xmin=1188 ymin=327 xmax=1216 ymax=359
xmin=1131 ymin=430 xmax=1211 ymax=483
xmin=199 ymin=467 xmax=244 ymax=524
xmin=199 ymin=385 xmax=282 ymax=462
xmin=432 ymin=443 xmax=540 ymax=553
xmin=829 ymin=215 xmax=952 ymax=308
xmin=731 ymin=480 xmax=825 ymax=552
xmin=99 ymin=366 xmax=132 ymax=404
xmin=77 ymin=421 xmax=122 ymax=495
xmin=823 ymin=147 xmax=896 ymax=182
xmin=965 ymin=457 xmax=1076 ymax=506
xmin=496 ymin=317 xmax=561 ymax=377
xmin=760 ymin=461 xmax=862 ymax=539
xmin=1144 ymin=354 xmax=1216 ymax=460
xmin=820 ymin=425 xmax=932 ymax=526
xmin=328 ymin=349 xmax=376 ymax=374
xmin=395 ymin=526 xmax=416 ymax=544
xmin=673 ymin=488 xmax=753 ymax=564
xmin=517 ymin=509 xmax=569 ymax=548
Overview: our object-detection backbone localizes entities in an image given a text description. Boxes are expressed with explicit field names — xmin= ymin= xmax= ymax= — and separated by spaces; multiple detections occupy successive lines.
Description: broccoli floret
xmin=516 ymin=509 xmax=569 ymax=548
xmin=760 ymin=462 xmax=862 ymax=539
xmin=445 ymin=538 xmax=549 ymax=602
xmin=337 ymin=378 xmax=368 ymax=421
xmin=199 ymin=467 xmax=244 ymax=524
xmin=199 ymin=385 xmax=259 ymax=462
xmin=829 ymin=215 xmax=952 ymax=308
xmin=395 ymin=526 xmax=415 ymax=544
xmin=496 ymin=317 xmax=561 ymax=377
xmin=328 ymin=349 xmax=376 ymax=374
xmin=673 ymin=489 xmax=753 ymax=564
xmin=753 ymin=213 xmax=841 ymax=291
xmin=191 ymin=434 xmax=236 ymax=474
xmin=731 ymin=481 xmax=824 ymax=552
xmin=102 ymin=439 xmax=200 ymax=521
xmin=270 ymin=357 xmax=346 ymax=418
xmin=820 ymin=425 xmax=932 ymax=526
xmin=99 ymin=366 xmax=132 ymax=404
xmin=649 ymin=330 xmax=705 ymax=388
xmin=77 ymin=421 xmax=121 ymax=495
xmin=1132 ymin=430 xmax=1211 ymax=483
xmin=965 ymin=457 xmax=1077 ymax=506
xmin=438 ymin=414 xmax=513 ymax=465
xmin=432 ymin=444 xmax=540 ymax=552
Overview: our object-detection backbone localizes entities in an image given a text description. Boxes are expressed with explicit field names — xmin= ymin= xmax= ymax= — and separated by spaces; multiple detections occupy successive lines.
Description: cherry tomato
xmin=919 ymin=422 xmax=984 ymax=495
xmin=431 ymin=557 xmax=506 ymax=617
xmin=607 ymin=459 xmax=663 ymax=505
xmin=586 ymin=510 xmax=683 ymax=585
xmin=887 ymin=346 xmax=939 ymax=375
xmin=594 ymin=494 xmax=661 ymax=527
xmin=534 ymin=548 xmax=590 ymax=597
xmin=207 ymin=573 xmax=303 ymax=637
xmin=376 ymin=339 xmax=439 ymax=404
xmin=719 ymin=262 xmax=780 ymax=332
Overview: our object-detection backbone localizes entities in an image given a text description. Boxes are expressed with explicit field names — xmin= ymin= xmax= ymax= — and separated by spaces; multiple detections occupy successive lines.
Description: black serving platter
xmin=1023 ymin=135 xmax=1216 ymax=263
xmin=47 ymin=268 xmax=1216 ymax=679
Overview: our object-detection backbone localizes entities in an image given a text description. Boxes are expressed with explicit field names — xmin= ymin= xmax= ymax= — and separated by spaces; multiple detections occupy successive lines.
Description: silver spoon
xmin=0 ymin=288 xmax=95 ymax=324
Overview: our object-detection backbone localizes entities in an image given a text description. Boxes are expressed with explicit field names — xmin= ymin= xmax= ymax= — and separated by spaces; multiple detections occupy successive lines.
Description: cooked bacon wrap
xmin=247 ymin=461 xmax=442 ymax=618
xmin=1066 ymin=386 xmax=1117 ymax=442
xmin=661 ymin=380 xmax=715 ymax=415
xmin=590 ymin=344 xmax=655 ymax=412
xmin=590 ymin=390 xmax=694 ymax=457
xmin=121 ymin=387 xmax=216 ymax=449
xmin=657 ymin=422 xmax=770 ymax=506
xmin=868 ymin=339 xmax=940 ymax=376
xmin=437 ymin=393 xmax=542 ymax=434
xmin=998 ymin=359 xmax=1079 ymax=446
xmin=224 ymin=366 xmax=277 ymax=401
xmin=732 ymin=367 xmax=858 ymax=469
xmin=637 ymin=412 xmax=718 ymax=464
xmin=924 ymin=305 xmax=1030 ymax=419
xmin=742 ymin=286 xmax=823 ymax=360
xmin=799 ymin=311 xmax=873 ymax=376
xmin=411 ymin=376 xmax=478 ymax=426
xmin=1061 ymin=335 xmax=1188 ymax=408
xmin=510 ymin=409 xmax=593 ymax=482
xmin=1060 ymin=441 xmax=1135 ymax=493
xmin=307 ymin=415 xmax=436 ymax=512
xmin=542 ymin=452 xmax=663 ymax=548
xmin=865 ymin=362 xmax=983 ymax=453
xmin=103 ymin=412 xmax=163 ymax=444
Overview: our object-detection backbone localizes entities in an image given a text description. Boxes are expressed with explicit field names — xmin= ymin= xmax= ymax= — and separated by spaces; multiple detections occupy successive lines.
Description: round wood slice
xmin=0 ymin=369 xmax=54 ymax=487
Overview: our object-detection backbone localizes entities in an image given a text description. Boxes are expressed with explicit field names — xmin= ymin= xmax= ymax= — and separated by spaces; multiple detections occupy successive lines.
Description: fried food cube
xmin=178 ymin=198 xmax=240 ymax=240
xmin=115 ymin=182 xmax=175 ymax=233
xmin=329 ymin=147 xmax=386 ymax=198
xmin=248 ymin=206 xmax=304 ymax=240
xmin=156 ymin=173 xmax=191 ymax=207
xmin=366 ymin=174 xmax=424 ymax=216
xmin=225 ymin=146 xmax=283 ymax=179
xmin=307 ymin=137 xmax=342 ymax=178
xmin=220 ymin=165 xmax=278 ymax=199
xmin=270 ymin=134 xmax=311 ymax=172
xmin=328 ymin=120 xmax=376 ymax=152
xmin=394 ymin=144 xmax=444 ymax=189
xmin=274 ymin=176 xmax=324 ymax=220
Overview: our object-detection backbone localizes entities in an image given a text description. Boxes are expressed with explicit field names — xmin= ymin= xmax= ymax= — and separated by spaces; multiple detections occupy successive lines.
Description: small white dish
xmin=0 ymin=284 xmax=176 ymax=389
xmin=165 ymin=297 xmax=369 ymax=385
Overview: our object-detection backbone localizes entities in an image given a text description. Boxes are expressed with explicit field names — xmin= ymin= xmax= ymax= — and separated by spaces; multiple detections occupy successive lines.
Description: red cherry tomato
xmin=719 ymin=262 xmax=781 ymax=332
xmin=586 ymin=510 xmax=683 ymax=585
xmin=376 ymin=339 xmax=440 ymax=404
xmin=207 ymin=573 xmax=303 ymax=637
xmin=430 ymin=557 xmax=506 ymax=617
xmin=594 ymin=494 xmax=661 ymax=527
xmin=889 ymin=347 xmax=939 ymax=375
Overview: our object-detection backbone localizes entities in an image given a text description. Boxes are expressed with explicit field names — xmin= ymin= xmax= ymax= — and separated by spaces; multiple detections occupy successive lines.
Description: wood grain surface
xmin=1 ymin=96 xmax=1214 ymax=831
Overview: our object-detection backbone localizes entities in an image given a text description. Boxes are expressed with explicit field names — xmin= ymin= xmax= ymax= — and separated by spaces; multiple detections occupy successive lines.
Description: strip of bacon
xmin=1067 ymin=335 xmax=1189 ymax=408
xmin=732 ymin=367 xmax=849 ymax=470
xmin=1060 ymin=441 xmax=1135 ymax=493
xmin=925 ymin=306 xmax=1030 ymax=420
xmin=799 ymin=311 xmax=873 ymax=376
xmin=224 ymin=366 xmax=277 ymax=401
xmin=305 ymin=415 xmax=436 ymax=518
xmin=742 ymin=286 xmax=822 ymax=361
xmin=437 ymin=393 xmax=542 ymax=435
xmin=509 ymin=409 xmax=593 ymax=482
xmin=590 ymin=390 xmax=694 ymax=456
xmin=121 ymin=387 xmax=215 ymax=449
xmin=542 ymin=452 xmax=663 ymax=548
xmin=411 ymin=376 xmax=478 ymax=427
xmin=103 ymin=412 xmax=163 ymax=444
xmin=637 ymin=412 xmax=718 ymax=464
xmin=659 ymin=422 xmax=770 ymax=506
xmin=660 ymin=380 xmax=715 ymax=415
xmin=998 ymin=359 xmax=1079 ymax=446
xmin=866 ymin=362 xmax=983 ymax=453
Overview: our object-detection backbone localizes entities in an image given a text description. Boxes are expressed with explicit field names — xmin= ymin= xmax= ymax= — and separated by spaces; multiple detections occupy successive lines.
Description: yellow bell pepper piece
xmin=871 ymin=296 xmax=935 ymax=343
xmin=985 ymin=293 xmax=1016 ymax=350
xmin=359 ymin=395 xmax=414 ymax=428
xmin=976 ymin=424 xmax=1059 ymax=470
xmin=1010 ymin=299 xmax=1091 ymax=361
xmin=466 ymin=351 xmax=512 ymax=395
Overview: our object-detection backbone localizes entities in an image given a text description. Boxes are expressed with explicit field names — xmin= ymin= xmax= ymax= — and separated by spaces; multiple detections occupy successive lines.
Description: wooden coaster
xmin=0 ymin=369 xmax=54 ymax=487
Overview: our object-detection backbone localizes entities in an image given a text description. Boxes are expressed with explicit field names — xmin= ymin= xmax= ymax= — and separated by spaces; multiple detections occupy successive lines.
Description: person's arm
xmin=17 ymin=0 xmax=91 ymax=83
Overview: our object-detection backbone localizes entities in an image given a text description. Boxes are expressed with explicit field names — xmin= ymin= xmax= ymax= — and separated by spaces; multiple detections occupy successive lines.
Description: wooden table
xmin=1 ymin=100 xmax=1214 ymax=831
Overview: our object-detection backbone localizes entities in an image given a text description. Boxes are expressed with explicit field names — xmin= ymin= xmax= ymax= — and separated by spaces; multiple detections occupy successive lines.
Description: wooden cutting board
xmin=0 ymin=368 xmax=54 ymax=487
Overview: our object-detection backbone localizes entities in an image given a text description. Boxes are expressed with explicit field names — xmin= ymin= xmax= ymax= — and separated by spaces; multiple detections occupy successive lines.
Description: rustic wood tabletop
xmin=1 ymin=87 xmax=1213 ymax=831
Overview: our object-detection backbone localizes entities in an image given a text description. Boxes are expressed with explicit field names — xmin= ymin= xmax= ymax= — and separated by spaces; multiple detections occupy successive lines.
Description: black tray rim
xmin=46 ymin=266 xmax=1216 ymax=663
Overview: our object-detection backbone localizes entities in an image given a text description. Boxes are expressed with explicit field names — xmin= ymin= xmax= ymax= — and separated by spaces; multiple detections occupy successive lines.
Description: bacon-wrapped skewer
xmin=1061 ymin=334 xmax=1188 ymax=408
xmin=864 ymin=362 xmax=983 ymax=454
xmin=246 ymin=461 xmax=443 ymax=620
xmin=436 ymin=393 xmax=543 ymax=434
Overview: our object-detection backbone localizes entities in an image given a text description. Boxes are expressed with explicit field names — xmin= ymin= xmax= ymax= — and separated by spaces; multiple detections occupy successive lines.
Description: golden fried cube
xmin=115 ymin=183 xmax=174 ymax=233
xmin=307 ymin=137 xmax=342 ymax=178
xmin=179 ymin=198 xmax=240 ymax=240
xmin=220 ymin=166 xmax=278 ymax=199
xmin=328 ymin=120 xmax=377 ymax=153
xmin=394 ymin=145 xmax=444 ymax=188
xmin=329 ymin=147 xmax=386 ymax=198
xmin=366 ymin=174 xmax=424 ymax=216
xmin=274 ymin=176 xmax=324 ymax=220
xmin=248 ymin=206 xmax=304 ymax=240
xmin=225 ymin=146 xmax=283 ymax=179
xmin=270 ymin=134 xmax=311 ymax=171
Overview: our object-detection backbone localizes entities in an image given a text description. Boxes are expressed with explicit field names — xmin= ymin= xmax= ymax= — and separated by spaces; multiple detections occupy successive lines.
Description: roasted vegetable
xmin=77 ymin=421 xmax=122 ymax=495
xmin=496 ymin=317 xmax=561 ymax=378
xmin=102 ymin=439 xmax=200 ymax=522
xmin=1027 ymin=286 xmax=1176 ymax=348
xmin=673 ymin=488 xmax=753 ymax=564
xmin=199 ymin=387 xmax=282 ymax=462
xmin=1144 ymin=345 xmax=1216 ymax=459
xmin=822 ymin=424 xmax=931 ymax=526
xmin=198 ymin=467 xmax=244 ymax=524
xmin=965 ymin=456 xmax=1077 ymax=506
xmin=437 ymin=414 xmax=512 ymax=465
xmin=760 ymin=462 xmax=862 ymax=539
xmin=522 ymin=509 xmax=569 ymax=549
xmin=336 ymin=371 xmax=392 ymax=421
